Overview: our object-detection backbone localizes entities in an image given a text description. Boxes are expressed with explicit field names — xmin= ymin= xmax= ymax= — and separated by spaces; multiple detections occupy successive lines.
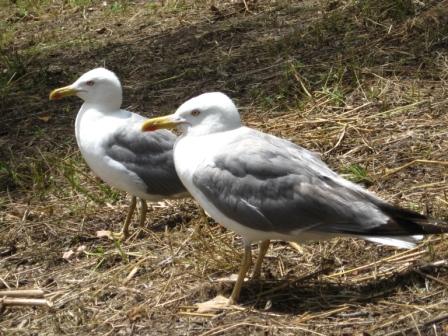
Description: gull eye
xmin=191 ymin=109 xmax=200 ymax=117
xmin=86 ymin=80 xmax=95 ymax=86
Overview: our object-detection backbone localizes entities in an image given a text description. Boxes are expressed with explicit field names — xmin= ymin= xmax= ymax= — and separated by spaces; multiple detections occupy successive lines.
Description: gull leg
xmin=120 ymin=196 xmax=137 ymax=238
xmin=96 ymin=195 xmax=136 ymax=240
xmin=139 ymin=198 xmax=148 ymax=228
xmin=195 ymin=243 xmax=252 ymax=312
xmin=229 ymin=243 xmax=252 ymax=305
xmin=252 ymin=240 xmax=270 ymax=280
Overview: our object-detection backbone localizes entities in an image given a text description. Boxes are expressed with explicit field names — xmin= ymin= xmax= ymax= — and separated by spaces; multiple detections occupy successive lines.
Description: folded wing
xmin=193 ymin=128 xmax=447 ymax=237
xmin=105 ymin=126 xmax=186 ymax=197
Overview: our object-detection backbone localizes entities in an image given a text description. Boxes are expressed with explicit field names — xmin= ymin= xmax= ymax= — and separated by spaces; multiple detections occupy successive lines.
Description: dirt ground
xmin=1 ymin=0 xmax=448 ymax=335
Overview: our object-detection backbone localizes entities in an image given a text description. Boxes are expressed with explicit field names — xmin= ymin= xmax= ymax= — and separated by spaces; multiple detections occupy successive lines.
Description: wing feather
xmin=105 ymin=127 xmax=186 ymax=197
xmin=192 ymin=129 xmax=445 ymax=236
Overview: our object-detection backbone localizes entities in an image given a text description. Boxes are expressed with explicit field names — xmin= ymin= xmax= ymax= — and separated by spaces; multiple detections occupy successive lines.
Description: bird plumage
xmin=141 ymin=92 xmax=448 ymax=306
xmin=50 ymin=68 xmax=187 ymax=238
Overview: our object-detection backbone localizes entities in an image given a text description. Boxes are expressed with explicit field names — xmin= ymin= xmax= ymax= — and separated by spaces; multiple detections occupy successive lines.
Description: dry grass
xmin=1 ymin=0 xmax=448 ymax=335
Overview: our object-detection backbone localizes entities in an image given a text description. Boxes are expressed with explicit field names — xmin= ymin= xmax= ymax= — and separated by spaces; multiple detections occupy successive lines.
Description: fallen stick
xmin=383 ymin=312 xmax=448 ymax=336
xmin=414 ymin=269 xmax=448 ymax=287
xmin=178 ymin=311 xmax=217 ymax=318
xmin=382 ymin=159 xmax=448 ymax=178
xmin=0 ymin=289 xmax=44 ymax=298
xmin=295 ymin=306 xmax=349 ymax=323
xmin=1 ymin=297 xmax=51 ymax=307
xmin=123 ymin=266 xmax=140 ymax=284
xmin=288 ymin=242 xmax=304 ymax=254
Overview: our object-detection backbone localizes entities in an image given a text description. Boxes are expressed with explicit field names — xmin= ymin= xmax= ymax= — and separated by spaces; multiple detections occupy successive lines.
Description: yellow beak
xmin=141 ymin=114 xmax=184 ymax=132
xmin=49 ymin=86 xmax=78 ymax=100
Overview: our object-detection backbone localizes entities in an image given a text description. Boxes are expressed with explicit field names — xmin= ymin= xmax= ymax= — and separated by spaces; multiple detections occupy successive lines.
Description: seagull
xmin=140 ymin=92 xmax=448 ymax=310
xmin=49 ymin=68 xmax=188 ymax=239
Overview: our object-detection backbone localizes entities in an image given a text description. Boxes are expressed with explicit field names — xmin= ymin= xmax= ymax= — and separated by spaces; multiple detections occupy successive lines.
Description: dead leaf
xmin=62 ymin=250 xmax=74 ymax=260
xmin=127 ymin=305 xmax=146 ymax=321
xmin=37 ymin=114 xmax=51 ymax=122
xmin=76 ymin=245 xmax=86 ymax=253
xmin=213 ymin=274 xmax=240 ymax=282
xmin=195 ymin=295 xmax=241 ymax=313
xmin=96 ymin=230 xmax=114 ymax=240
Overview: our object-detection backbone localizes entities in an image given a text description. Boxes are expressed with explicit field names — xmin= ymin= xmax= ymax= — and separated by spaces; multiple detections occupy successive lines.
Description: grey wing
xmin=105 ymin=127 xmax=186 ymax=197
xmin=192 ymin=130 xmax=430 ymax=236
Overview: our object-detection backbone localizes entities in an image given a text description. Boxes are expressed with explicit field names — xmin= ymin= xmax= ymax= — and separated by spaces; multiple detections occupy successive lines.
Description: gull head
xmin=49 ymin=68 xmax=122 ymax=110
xmin=141 ymin=92 xmax=241 ymax=136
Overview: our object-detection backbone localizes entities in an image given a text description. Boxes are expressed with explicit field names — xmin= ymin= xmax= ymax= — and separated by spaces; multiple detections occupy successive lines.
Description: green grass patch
xmin=341 ymin=163 xmax=373 ymax=186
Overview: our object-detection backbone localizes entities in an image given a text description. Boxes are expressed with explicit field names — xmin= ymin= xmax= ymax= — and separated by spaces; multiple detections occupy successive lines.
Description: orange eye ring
xmin=191 ymin=109 xmax=200 ymax=116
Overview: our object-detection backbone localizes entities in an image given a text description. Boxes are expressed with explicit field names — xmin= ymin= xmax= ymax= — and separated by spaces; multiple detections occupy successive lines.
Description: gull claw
xmin=96 ymin=230 xmax=128 ymax=241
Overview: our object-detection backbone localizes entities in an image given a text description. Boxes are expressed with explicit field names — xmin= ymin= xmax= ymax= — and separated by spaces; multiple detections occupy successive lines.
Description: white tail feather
xmin=362 ymin=235 xmax=424 ymax=249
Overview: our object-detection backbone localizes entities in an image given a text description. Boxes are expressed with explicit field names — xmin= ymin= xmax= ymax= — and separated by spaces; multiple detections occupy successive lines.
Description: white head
xmin=141 ymin=92 xmax=241 ymax=136
xmin=49 ymin=68 xmax=122 ymax=111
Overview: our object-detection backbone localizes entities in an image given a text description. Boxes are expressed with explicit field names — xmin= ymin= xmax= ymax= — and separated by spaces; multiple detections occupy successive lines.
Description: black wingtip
xmin=376 ymin=202 xmax=448 ymax=235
